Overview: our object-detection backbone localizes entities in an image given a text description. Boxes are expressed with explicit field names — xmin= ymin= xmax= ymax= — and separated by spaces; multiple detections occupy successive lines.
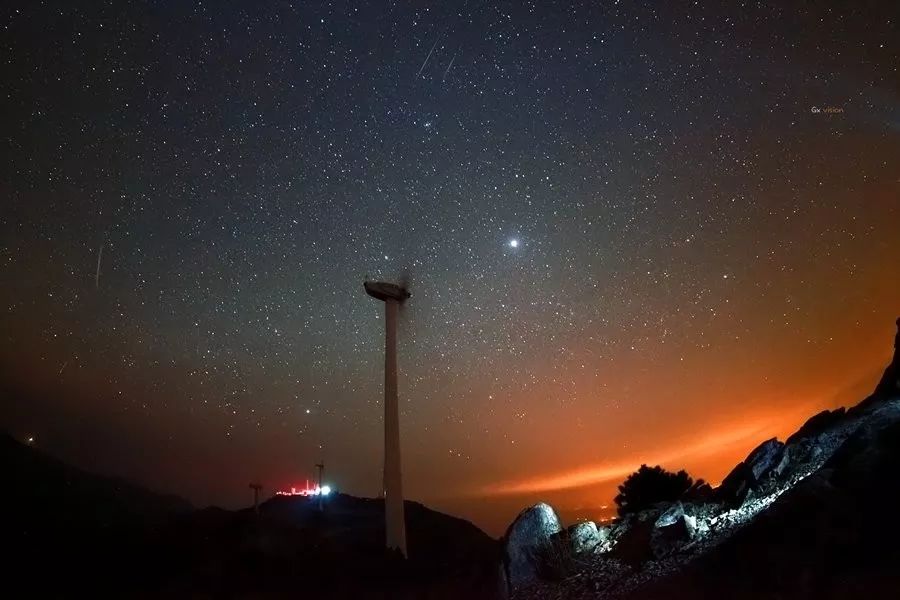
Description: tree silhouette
xmin=614 ymin=464 xmax=700 ymax=516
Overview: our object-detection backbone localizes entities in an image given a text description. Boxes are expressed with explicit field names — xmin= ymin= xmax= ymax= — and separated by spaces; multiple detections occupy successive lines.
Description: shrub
xmin=614 ymin=464 xmax=702 ymax=516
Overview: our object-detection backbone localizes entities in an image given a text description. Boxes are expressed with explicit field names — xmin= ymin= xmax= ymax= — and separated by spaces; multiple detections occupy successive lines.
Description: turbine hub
xmin=364 ymin=281 xmax=410 ymax=302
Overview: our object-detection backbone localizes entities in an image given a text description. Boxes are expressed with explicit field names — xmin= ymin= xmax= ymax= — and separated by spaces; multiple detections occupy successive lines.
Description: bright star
xmin=509 ymin=239 xmax=519 ymax=248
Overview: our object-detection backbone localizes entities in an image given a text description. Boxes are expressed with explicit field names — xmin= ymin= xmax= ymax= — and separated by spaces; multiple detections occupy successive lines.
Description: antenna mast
xmin=249 ymin=482 xmax=263 ymax=516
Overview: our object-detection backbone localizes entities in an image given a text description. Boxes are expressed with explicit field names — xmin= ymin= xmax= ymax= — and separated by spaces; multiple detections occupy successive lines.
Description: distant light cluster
xmin=276 ymin=483 xmax=332 ymax=497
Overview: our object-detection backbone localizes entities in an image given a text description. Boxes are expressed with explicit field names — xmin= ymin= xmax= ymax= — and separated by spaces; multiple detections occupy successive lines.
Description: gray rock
xmin=567 ymin=521 xmax=607 ymax=554
xmin=502 ymin=502 xmax=563 ymax=592
xmin=716 ymin=461 xmax=754 ymax=506
xmin=654 ymin=502 xmax=686 ymax=528
xmin=651 ymin=502 xmax=696 ymax=558
xmin=771 ymin=447 xmax=792 ymax=477
xmin=718 ymin=439 xmax=788 ymax=504
xmin=745 ymin=438 xmax=785 ymax=481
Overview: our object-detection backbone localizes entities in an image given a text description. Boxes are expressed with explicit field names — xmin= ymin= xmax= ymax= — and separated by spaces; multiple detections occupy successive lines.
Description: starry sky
xmin=1 ymin=1 xmax=898 ymax=536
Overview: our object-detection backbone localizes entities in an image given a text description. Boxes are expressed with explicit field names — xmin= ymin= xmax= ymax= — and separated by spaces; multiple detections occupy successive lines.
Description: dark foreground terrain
xmin=1 ymin=432 xmax=500 ymax=598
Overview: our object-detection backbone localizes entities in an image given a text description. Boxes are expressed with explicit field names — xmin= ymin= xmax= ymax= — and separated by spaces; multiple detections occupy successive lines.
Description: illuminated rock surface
xmin=502 ymin=502 xmax=563 ymax=592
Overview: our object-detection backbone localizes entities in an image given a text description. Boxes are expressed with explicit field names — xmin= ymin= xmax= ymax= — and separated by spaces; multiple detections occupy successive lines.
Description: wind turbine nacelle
xmin=364 ymin=281 xmax=410 ymax=303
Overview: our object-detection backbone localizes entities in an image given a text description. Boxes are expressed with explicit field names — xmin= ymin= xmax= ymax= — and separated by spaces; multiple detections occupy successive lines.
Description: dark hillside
xmin=0 ymin=432 xmax=501 ymax=598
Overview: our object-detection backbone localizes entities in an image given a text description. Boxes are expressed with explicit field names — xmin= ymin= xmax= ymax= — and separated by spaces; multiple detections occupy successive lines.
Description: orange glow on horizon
xmin=474 ymin=401 xmax=823 ymax=496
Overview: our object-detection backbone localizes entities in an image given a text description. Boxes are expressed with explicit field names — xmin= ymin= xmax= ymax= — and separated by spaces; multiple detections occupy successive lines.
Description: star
xmin=509 ymin=239 xmax=519 ymax=248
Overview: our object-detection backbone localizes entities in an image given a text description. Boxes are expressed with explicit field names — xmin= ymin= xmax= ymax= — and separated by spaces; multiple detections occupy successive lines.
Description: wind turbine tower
xmin=364 ymin=279 xmax=410 ymax=557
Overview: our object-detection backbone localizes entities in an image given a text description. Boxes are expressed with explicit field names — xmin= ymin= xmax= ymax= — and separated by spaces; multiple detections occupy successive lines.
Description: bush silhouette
xmin=614 ymin=464 xmax=703 ymax=516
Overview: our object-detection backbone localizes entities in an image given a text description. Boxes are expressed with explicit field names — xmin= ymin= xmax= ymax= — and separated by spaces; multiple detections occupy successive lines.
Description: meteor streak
xmin=95 ymin=243 xmax=104 ymax=289
xmin=416 ymin=33 xmax=442 ymax=78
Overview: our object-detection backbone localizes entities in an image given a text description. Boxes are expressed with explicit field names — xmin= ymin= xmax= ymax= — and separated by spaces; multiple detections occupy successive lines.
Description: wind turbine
xmin=364 ymin=277 xmax=411 ymax=557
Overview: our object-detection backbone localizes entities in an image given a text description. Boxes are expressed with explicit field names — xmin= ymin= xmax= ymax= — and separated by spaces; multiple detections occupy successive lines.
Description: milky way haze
xmin=1 ymin=1 xmax=897 ymax=534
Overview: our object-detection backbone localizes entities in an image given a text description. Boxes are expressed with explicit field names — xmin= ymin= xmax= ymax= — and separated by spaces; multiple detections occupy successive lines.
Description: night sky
xmin=1 ymin=1 xmax=898 ymax=535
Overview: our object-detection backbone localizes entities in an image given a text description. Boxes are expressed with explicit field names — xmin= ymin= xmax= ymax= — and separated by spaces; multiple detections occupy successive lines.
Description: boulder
xmin=716 ymin=440 xmax=788 ymax=504
xmin=651 ymin=502 xmax=697 ymax=557
xmin=774 ymin=438 xmax=822 ymax=484
xmin=745 ymin=438 xmax=785 ymax=481
xmin=654 ymin=502 xmax=688 ymax=528
xmin=567 ymin=521 xmax=607 ymax=555
xmin=502 ymin=502 xmax=563 ymax=592
xmin=716 ymin=461 xmax=754 ymax=506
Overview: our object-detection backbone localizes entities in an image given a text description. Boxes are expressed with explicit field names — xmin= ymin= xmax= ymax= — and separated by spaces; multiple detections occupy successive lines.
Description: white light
xmin=320 ymin=485 xmax=332 ymax=496
xmin=509 ymin=239 xmax=519 ymax=248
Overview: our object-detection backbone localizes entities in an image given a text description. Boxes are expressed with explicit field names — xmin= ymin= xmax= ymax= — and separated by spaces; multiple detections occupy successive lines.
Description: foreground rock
xmin=716 ymin=438 xmax=786 ymax=506
xmin=502 ymin=503 xmax=563 ymax=593
xmin=650 ymin=503 xmax=696 ymax=558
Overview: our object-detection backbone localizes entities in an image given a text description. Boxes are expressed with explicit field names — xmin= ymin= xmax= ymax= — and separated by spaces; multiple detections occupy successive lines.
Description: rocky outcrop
xmin=745 ymin=438 xmax=785 ymax=480
xmin=715 ymin=461 xmax=754 ymax=506
xmin=716 ymin=438 xmax=787 ymax=505
xmin=506 ymin=320 xmax=900 ymax=600
xmin=502 ymin=503 xmax=563 ymax=593
xmin=513 ymin=398 xmax=900 ymax=598
xmin=786 ymin=407 xmax=847 ymax=444
xmin=624 ymin=398 xmax=900 ymax=600
xmin=507 ymin=318 xmax=900 ymax=599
